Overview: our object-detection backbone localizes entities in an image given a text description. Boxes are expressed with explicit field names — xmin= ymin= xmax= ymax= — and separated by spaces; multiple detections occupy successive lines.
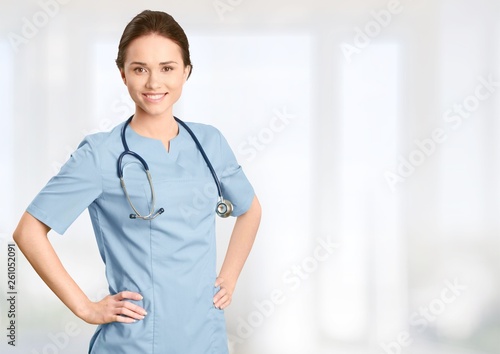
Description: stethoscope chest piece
xmin=216 ymin=199 xmax=233 ymax=218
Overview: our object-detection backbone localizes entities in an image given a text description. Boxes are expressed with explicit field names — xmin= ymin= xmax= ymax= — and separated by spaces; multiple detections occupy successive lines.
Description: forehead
xmin=125 ymin=34 xmax=183 ymax=64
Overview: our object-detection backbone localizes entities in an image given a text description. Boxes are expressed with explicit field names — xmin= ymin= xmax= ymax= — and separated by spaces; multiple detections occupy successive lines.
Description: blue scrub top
xmin=27 ymin=120 xmax=255 ymax=354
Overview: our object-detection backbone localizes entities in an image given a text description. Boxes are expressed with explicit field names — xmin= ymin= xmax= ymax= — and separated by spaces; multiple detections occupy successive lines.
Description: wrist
xmin=217 ymin=275 xmax=237 ymax=293
xmin=73 ymin=298 xmax=93 ymax=321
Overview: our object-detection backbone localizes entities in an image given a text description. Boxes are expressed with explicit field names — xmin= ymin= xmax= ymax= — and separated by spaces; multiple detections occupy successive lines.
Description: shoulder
xmin=182 ymin=121 xmax=221 ymax=136
xmin=66 ymin=121 xmax=124 ymax=171
xmin=180 ymin=120 xmax=239 ymax=167
xmin=180 ymin=120 xmax=225 ymax=146
xmin=77 ymin=121 xmax=124 ymax=153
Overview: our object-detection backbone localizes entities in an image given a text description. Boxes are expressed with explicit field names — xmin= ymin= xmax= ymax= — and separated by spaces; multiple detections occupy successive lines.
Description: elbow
xmin=12 ymin=220 xmax=25 ymax=244
xmin=12 ymin=229 xmax=19 ymax=243
xmin=13 ymin=212 xmax=50 ymax=247
xmin=12 ymin=221 xmax=26 ymax=246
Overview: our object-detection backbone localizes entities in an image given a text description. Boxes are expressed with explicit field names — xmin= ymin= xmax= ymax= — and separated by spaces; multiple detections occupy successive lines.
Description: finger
xmin=213 ymin=290 xmax=228 ymax=308
xmin=214 ymin=277 xmax=224 ymax=287
xmin=116 ymin=291 xmax=143 ymax=301
xmin=116 ymin=306 xmax=146 ymax=321
xmin=119 ymin=300 xmax=148 ymax=316
xmin=214 ymin=295 xmax=231 ymax=310
xmin=213 ymin=287 xmax=227 ymax=304
xmin=113 ymin=292 xmax=147 ymax=314
xmin=113 ymin=314 xmax=138 ymax=324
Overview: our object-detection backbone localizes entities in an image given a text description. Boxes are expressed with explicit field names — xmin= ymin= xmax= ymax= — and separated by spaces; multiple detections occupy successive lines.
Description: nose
xmin=145 ymin=71 xmax=161 ymax=89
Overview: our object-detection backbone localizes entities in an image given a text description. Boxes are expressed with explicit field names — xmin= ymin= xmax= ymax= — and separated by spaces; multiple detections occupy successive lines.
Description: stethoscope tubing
xmin=117 ymin=115 xmax=231 ymax=219
xmin=174 ymin=117 xmax=224 ymax=201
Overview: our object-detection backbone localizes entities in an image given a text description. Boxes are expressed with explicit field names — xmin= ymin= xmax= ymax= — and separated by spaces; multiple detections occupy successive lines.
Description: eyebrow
xmin=129 ymin=61 xmax=179 ymax=66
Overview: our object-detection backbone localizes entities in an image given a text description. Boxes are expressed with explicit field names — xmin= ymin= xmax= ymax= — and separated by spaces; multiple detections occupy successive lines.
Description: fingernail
xmin=139 ymin=295 xmax=144 ymax=300
xmin=144 ymin=311 xmax=148 ymax=316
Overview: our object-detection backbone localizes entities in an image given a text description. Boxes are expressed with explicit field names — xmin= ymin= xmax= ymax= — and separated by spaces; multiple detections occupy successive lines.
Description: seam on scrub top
xmin=88 ymin=132 xmax=114 ymax=284
xmin=148 ymin=219 xmax=155 ymax=353
xmin=84 ymin=136 xmax=106 ymax=351
xmin=92 ymin=206 xmax=108 ymax=266
xmin=89 ymin=136 xmax=106 ymax=259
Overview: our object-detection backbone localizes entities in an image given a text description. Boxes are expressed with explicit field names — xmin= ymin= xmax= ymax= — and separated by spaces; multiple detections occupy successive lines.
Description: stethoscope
xmin=117 ymin=115 xmax=233 ymax=220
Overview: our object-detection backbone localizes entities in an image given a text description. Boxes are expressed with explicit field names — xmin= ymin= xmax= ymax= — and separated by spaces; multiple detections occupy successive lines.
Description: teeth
xmin=146 ymin=94 xmax=164 ymax=99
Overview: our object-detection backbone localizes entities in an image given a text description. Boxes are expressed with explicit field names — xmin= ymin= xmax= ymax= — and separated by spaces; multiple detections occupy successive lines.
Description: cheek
xmin=168 ymin=76 xmax=187 ymax=90
xmin=126 ymin=78 xmax=144 ymax=94
xmin=126 ymin=83 xmax=144 ymax=104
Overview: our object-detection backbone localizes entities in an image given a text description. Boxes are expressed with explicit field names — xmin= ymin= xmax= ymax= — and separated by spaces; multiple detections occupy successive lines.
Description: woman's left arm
xmin=213 ymin=195 xmax=262 ymax=309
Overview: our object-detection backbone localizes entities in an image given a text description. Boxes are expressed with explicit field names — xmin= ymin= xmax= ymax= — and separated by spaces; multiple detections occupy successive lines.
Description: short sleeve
xmin=216 ymin=131 xmax=255 ymax=217
xmin=26 ymin=137 xmax=103 ymax=235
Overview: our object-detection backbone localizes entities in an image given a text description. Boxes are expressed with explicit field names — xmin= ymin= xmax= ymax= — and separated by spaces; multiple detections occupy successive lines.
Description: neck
xmin=130 ymin=112 xmax=179 ymax=142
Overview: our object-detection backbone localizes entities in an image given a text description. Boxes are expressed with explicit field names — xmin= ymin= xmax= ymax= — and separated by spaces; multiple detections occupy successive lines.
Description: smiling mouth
xmin=143 ymin=93 xmax=167 ymax=101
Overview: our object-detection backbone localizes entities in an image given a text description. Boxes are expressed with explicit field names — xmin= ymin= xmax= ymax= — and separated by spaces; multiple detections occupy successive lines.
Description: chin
xmin=137 ymin=105 xmax=172 ymax=117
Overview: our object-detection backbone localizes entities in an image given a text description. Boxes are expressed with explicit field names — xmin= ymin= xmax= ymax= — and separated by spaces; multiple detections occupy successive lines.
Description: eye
xmin=133 ymin=67 xmax=147 ymax=74
xmin=162 ymin=66 xmax=173 ymax=72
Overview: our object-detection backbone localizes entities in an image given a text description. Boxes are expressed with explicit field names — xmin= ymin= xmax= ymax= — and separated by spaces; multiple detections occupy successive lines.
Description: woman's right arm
xmin=13 ymin=212 xmax=147 ymax=324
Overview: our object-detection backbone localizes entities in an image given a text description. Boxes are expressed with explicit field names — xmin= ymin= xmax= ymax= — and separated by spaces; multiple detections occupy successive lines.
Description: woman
xmin=13 ymin=10 xmax=261 ymax=353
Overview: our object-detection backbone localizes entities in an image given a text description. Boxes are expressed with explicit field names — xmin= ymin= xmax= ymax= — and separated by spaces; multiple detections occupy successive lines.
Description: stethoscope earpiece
xmin=216 ymin=199 xmax=233 ymax=218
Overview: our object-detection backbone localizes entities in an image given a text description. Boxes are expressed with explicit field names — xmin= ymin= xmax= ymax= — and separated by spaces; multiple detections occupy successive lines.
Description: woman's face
xmin=120 ymin=34 xmax=190 ymax=119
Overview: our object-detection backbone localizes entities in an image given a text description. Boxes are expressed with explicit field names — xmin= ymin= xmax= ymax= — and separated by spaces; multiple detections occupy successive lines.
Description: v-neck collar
xmin=125 ymin=121 xmax=188 ymax=162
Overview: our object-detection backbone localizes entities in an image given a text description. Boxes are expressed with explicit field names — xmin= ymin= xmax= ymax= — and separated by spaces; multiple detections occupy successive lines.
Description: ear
xmin=183 ymin=65 xmax=192 ymax=81
xmin=120 ymin=68 xmax=127 ymax=85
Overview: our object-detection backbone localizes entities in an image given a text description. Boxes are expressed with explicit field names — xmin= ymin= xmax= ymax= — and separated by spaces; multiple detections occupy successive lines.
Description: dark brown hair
xmin=116 ymin=10 xmax=192 ymax=78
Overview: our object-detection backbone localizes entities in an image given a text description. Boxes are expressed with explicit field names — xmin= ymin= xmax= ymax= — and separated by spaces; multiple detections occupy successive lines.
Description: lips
xmin=143 ymin=93 xmax=167 ymax=102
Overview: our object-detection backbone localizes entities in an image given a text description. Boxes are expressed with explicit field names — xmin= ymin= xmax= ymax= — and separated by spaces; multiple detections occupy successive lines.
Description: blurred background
xmin=1 ymin=0 xmax=499 ymax=353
